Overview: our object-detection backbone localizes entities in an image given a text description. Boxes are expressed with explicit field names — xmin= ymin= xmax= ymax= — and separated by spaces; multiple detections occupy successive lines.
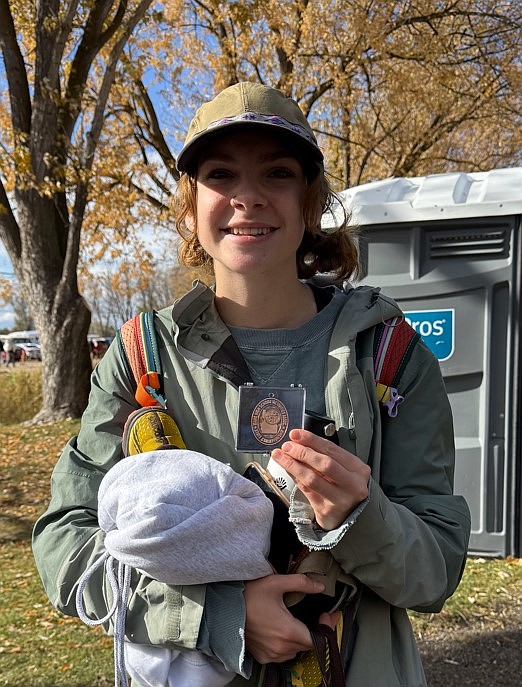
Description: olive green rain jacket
xmin=33 ymin=281 xmax=471 ymax=686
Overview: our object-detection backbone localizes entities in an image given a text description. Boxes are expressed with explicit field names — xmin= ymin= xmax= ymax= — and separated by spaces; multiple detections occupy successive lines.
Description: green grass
xmin=0 ymin=541 xmax=113 ymax=687
xmin=409 ymin=556 xmax=522 ymax=637
xmin=0 ymin=367 xmax=43 ymax=424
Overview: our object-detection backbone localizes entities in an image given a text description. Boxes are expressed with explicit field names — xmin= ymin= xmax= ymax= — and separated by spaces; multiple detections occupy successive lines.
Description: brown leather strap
xmin=310 ymin=624 xmax=345 ymax=686
xmin=262 ymin=623 xmax=345 ymax=687
xmin=260 ymin=580 xmax=361 ymax=687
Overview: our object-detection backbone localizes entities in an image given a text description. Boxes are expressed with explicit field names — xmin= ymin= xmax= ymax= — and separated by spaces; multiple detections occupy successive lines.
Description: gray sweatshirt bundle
xmin=78 ymin=450 xmax=274 ymax=687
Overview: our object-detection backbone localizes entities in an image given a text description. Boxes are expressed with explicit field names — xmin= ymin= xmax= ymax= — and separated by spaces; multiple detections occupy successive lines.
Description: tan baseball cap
xmin=177 ymin=82 xmax=323 ymax=173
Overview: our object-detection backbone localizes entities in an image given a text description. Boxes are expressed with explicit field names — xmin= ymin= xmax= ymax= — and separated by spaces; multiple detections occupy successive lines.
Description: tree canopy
xmin=152 ymin=0 xmax=521 ymax=188
xmin=0 ymin=0 xmax=520 ymax=420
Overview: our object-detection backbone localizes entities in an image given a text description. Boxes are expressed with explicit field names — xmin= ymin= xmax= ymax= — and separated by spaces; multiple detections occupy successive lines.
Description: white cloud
xmin=0 ymin=309 xmax=14 ymax=329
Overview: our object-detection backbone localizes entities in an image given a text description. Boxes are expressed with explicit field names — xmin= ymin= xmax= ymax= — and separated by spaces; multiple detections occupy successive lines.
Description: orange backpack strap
xmin=117 ymin=311 xmax=167 ymax=408
xmin=373 ymin=317 xmax=420 ymax=417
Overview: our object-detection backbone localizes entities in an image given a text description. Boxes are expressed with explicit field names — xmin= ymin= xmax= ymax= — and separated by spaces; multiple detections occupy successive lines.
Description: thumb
xmin=278 ymin=573 xmax=325 ymax=596
xmin=318 ymin=611 xmax=341 ymax=630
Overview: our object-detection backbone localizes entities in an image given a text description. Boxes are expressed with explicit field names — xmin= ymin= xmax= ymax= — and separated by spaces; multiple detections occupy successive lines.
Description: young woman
xmin=33 ymin=82 xmax=470 ymax=686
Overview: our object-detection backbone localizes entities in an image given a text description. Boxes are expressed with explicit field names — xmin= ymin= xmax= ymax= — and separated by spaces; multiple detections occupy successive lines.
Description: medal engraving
xmin=251 ymin=398 xmax=288 ymax=445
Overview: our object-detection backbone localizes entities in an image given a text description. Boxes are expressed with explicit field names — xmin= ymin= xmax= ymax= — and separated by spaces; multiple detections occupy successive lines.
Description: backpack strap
xmin=117 ymin=311 xmax=167 ymax=408
xmin=373 ymin=317 xmax=420 ymax=417
xmin=117 ymin=310 xmax=419 ymax=418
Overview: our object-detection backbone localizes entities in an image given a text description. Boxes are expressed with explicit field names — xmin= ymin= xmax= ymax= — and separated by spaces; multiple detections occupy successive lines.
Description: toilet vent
xmin=429 ymin=227 xmax=509 ymax=259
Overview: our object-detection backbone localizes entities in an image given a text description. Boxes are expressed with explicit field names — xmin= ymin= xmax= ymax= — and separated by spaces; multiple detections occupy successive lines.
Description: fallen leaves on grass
xmin=410 ymin=556 xmax=522 ymax=640
xmin=0 ymin=419 xmax=80 ymax=541
xmin=0 ymin=417 xmax=132 ymax=684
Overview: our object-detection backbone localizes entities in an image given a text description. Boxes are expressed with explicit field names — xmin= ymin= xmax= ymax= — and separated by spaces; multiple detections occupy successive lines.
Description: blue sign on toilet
xmin=404 ymin=309 xmax=455 ymax=361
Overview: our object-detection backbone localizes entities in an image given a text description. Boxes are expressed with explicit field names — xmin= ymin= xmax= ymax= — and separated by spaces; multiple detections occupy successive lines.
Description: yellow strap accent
xmin=376 ymin=382 xmax=391 ymax=403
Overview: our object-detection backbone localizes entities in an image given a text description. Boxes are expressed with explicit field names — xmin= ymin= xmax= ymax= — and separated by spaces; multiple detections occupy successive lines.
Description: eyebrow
xmin=201 ymin=150 xmax=298 ymax=164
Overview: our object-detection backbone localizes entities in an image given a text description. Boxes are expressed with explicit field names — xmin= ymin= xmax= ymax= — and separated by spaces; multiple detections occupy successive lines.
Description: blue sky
xmin=0 ymin=250 xmax=14 ymax=330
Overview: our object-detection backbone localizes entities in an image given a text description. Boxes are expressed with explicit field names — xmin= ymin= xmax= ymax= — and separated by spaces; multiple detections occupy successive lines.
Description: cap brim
xmin=177 ymin=120 xmax=323 ymax=174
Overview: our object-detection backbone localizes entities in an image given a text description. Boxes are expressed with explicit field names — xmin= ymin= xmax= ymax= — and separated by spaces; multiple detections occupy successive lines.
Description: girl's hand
xmin=271 ymin=428 xmax=371 ymax=531
xmin=244 ymin=574 xmax=331 ymax=664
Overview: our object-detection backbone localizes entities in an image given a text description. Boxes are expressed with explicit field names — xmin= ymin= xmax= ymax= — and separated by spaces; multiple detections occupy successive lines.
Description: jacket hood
xmin=338 ymin=283 xmax=403 ymax=334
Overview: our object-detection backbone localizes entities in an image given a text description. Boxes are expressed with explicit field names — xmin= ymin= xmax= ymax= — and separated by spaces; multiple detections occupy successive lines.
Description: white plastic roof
xmin=322 ymin=167 xmax=522 ymax=228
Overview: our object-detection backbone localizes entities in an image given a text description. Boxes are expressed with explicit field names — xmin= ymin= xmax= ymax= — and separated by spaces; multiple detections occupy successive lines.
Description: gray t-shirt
xmin=228 ymin=287 xmax=346 ymax=415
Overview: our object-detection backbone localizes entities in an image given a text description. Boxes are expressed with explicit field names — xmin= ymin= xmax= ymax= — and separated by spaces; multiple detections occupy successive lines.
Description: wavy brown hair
xmin=174 ymin=155 xmax=361 ymax=284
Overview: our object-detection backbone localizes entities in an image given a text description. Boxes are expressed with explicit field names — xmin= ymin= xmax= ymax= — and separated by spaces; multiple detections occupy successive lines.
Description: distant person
xmin=3 ymin=338 xmax=15 ymax=367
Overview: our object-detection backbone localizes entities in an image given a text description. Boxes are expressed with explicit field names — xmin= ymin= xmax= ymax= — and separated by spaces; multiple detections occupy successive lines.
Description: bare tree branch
xmin=0 ymin=0 xmax=31 ymax=134
xmin=132 ymin=77 xmax=179 ymax=181
xmin=61 ymin=0 xmax=128 ymax=142
xmin=0 ymin=175 xmax=21 ymax=260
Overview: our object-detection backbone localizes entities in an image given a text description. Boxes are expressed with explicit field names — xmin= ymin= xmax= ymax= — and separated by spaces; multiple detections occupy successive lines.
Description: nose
xmin=230 ymin=176 xmax=267 ymax=210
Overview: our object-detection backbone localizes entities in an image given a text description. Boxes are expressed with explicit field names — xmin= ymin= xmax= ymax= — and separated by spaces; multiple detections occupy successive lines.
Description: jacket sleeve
xmin=31 ymin=342 xmax=248 ymax=675
xmin=292 ymin=339 xmax=471 ymax=613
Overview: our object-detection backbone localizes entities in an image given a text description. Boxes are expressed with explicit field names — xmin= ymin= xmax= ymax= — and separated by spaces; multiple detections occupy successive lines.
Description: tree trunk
xmin=14 ymin=194 xmax=93 ymax=423
xmin=31 ymin=295 xmax=92 ymax=423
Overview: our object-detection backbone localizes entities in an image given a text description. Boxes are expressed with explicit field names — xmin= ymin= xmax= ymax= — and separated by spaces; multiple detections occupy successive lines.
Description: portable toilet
xmin=324 ymin=168 xmax=522 ymax=557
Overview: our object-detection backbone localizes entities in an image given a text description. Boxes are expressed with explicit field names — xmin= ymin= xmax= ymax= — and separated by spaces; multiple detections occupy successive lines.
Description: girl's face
xmin=192 ymin=129 xmax=307 ymax=286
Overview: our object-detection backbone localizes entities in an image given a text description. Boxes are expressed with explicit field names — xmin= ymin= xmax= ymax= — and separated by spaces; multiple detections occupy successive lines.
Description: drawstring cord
xmin=76 ymin=551 xmax=131 ymax=687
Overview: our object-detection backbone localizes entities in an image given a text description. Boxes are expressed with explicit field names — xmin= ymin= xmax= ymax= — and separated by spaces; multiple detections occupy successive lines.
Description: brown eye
xmin=206 ymin=168 xmax=232 ymax=179
xmin=269 ymin=167 xmax=294 ymax=178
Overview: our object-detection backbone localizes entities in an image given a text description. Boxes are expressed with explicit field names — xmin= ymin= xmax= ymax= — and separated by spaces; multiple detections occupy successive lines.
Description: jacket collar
xmin=171 ymin=281 xmax=250 ymax=386
xmin=170 ymin=280 xmax=403 ymax=386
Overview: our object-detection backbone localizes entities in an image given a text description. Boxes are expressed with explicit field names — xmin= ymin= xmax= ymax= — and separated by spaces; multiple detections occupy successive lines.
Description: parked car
xmin=15 ymin=342 xmax=42 ymax=361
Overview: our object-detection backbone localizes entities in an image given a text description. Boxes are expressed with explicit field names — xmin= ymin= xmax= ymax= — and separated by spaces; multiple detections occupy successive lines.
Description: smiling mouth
xmin=227 ymin=227 xmax=277 ymax=236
